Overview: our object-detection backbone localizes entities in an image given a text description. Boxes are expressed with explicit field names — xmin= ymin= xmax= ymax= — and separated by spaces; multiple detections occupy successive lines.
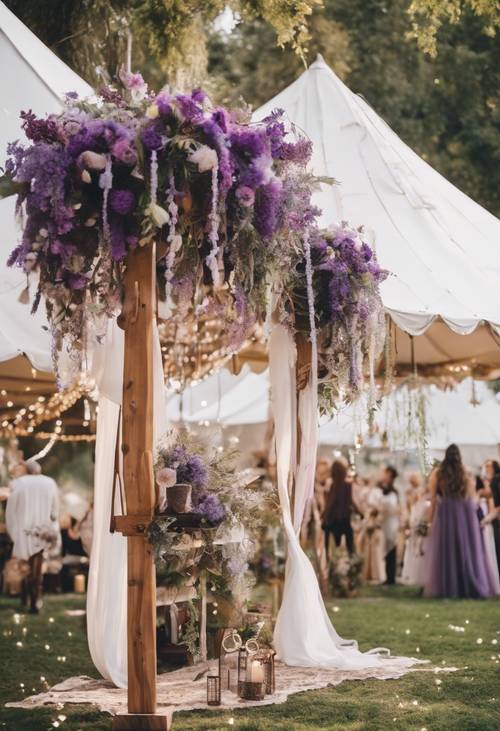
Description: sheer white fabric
xmin=269 ymin=324 xmax=417 ymax=669
xmin=87 ymin=320 xmax=166 ymax=688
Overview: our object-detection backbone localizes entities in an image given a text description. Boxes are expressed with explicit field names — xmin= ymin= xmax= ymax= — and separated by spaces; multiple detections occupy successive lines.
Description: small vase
xmin=167 ymin=483 xmax=192 ymax=514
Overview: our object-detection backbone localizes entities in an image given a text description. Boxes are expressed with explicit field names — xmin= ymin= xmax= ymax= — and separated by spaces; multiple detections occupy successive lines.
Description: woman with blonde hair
xmin=424 ymin=444 xmax=495 ymax=599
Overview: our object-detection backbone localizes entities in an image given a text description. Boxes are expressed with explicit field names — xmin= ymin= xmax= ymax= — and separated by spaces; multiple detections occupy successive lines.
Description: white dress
xmin=401 ymin=497 xmax=431 ymax=586
xmin=380 ymin=490 xmax=400 ymax=556
xmin=5 ymin=474 xmax=59 ymax=560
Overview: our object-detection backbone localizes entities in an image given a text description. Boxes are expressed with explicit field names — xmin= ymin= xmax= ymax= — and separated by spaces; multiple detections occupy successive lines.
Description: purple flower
xmin=155 ymin=94 xmax=172 ymax=116
xmin=122 ymin=71 xmax=146 ymax=90
xmin=112 ymin=137 xmax=137 ymax=166
xmin=191 ymin=88 xmax=206 ymax=104
xmin=196 ymin=493 xmax=226 ymax=525
xmin=67 ymin=273 xmax=88 ymax=289
xmin=141 ymin=123 xmax=163 ymax=151
xmin=175 ymin=94 xmax=203 ymax=122
xmin=254 ymin=178 xmax=282 ymax=239
xmin=99 ymin=86 xmax=126 ymax=106
xmin=235 ymin=185 xmax=255 ymax=207
xmin=20 ymin=110 xmax=60 ymax=143
xmin=211 ymin=108 xmax=230 ymax=134
xmin=109 ymin=189 xmax=136 ymax=215
xmin=109 ymin=218 xmax=128 ymax=260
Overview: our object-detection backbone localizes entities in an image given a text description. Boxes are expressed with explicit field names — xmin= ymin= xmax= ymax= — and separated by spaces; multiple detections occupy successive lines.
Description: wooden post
xmin=292 ymin=333 xmax=312 ymax=520
xmin=112 ymin=242 xmax=171 ymax=730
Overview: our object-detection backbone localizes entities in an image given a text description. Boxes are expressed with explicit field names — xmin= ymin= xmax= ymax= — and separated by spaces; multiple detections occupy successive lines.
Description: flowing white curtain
xmin=87 ymin=320 xmax=166 ymax=688
xmin=269 ymin=324 xmax=418 ymax=670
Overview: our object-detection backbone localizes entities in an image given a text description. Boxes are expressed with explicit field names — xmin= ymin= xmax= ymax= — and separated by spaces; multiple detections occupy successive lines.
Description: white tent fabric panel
xmin=0 ymin=1 xmax=92 ymax=370
xmin=253 ymin=56 xmax=500 ymax=336
xmin=168 ymin=366 xmax=269 ymax=425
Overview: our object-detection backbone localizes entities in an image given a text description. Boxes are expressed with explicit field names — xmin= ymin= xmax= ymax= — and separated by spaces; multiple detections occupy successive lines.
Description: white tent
xmin=0 ymin=1 xmax=92 ymax=370
xmin=254 ymin=56 xmax=500 ymax=378
xmin=171 ymin=369 xmax=500 ymax=460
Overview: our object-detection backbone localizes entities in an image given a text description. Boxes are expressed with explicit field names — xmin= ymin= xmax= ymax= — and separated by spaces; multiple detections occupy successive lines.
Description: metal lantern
xmin=261 ymin=650 xmax=276 ymax=695
xmin=237 ymin=647 xmax=248 ymax=688
xmin=218 ymin=628 xmax=242 ymax=693
xmin=237 ymin=648 xmax=265 ymax=701
xmin=206 ymin=674 xmax=221 ymax=706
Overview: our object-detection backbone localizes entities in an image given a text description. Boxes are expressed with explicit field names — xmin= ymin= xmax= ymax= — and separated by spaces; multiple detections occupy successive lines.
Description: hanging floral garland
xmin=1 ymin=71 xmax=388 ymax=414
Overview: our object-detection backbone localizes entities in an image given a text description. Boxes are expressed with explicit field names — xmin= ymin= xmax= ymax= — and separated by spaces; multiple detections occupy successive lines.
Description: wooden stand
xmin=113 ymin=242 xmax=171 ymax=730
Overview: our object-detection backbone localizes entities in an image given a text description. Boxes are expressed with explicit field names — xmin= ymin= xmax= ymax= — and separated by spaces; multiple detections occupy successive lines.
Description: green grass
xmin=1 ymin=588 xmax=499 ymax=730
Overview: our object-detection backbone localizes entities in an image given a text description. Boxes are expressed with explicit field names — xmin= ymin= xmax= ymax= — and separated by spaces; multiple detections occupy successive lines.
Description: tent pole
xmin=113 ymin=242 xmax=171 ymax=730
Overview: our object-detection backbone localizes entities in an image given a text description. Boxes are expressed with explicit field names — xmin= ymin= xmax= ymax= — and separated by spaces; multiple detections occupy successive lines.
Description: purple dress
xmin=424 ymin=492 xmax=496 ymax=599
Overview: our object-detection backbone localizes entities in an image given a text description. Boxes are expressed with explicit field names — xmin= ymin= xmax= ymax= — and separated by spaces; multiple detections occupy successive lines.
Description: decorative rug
xmin=7 ymin=659 xmax=459 ymax=716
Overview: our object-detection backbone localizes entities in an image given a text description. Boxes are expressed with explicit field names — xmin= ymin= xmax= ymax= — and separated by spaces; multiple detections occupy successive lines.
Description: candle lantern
xmin=73 ymin=573 xmax=85 ymax=593
xmin=218 ymin=629 xmax=241 ymax=693
xmin=237 ymin=648 xmax=265 ymax=701
xmin=206 ymin=674 xmax=221 ymax=706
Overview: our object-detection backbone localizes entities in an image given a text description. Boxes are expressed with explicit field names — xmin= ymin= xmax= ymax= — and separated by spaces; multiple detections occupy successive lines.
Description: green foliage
xmin=0 ymin=173 xmax=23 ymax=199
xmin=208 ymin=0 xmax=500 ymax=216
xmin=408 ymin=0 xmax=500 ymax=55
xmin=4 ymin=0 xmax=323 ymax=89
xmin=1 ymin=590 xmax=500 ymax=729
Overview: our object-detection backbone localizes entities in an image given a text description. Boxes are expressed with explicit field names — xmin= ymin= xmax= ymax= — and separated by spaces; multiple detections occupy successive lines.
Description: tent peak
xmin=310 ymin=53 xmax=330 ymax=71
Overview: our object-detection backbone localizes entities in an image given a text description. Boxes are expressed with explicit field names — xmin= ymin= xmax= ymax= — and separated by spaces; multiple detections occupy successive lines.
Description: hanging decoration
xmin=1 ymin=71 xmax=388 ymax=413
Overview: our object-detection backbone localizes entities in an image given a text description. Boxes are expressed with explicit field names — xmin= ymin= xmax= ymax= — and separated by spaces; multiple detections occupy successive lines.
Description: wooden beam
xmin=113 ymin=242 xmax=171 ymax=730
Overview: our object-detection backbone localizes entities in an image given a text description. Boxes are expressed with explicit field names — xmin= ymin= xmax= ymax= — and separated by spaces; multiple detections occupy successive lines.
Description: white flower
xmin=189 ymin=145 xmax=218 ymax=172
xmin=146 ymin=103 xmax=159 ymax=119
xmin=78 ymin=151 xmax=107 ymax=170
xmin=147 ymin=203 xmax=169 ymax=228
xmin=156 ymin=467 xmax=177 ymax=488
xmin=170 ymin=234 xmax=183 ymax=253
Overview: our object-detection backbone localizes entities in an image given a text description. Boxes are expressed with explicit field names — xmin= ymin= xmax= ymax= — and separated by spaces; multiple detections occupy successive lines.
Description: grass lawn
xmin=1 ymin=587 xmax=499 ymax=731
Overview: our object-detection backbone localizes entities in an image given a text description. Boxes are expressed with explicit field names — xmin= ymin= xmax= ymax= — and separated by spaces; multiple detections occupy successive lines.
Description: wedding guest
xmin=401 ymin=483 xmax=431 ymax=587
xmin=482 ymin=459 xmax=500 ymax=572
xmin=359 ymin=481 xmax=386 ymax=583
xmin=5 ymin=460 xmax=60 ymax=612
xmin=424 ymin=444 xmax=496 ymax=599
xmin=322 ymin=458 xmax=359 ymax=555
xmin=379 ymin=466 xmax=400 ymax=585
xmin=315 ymin=458 xmax=332 ymax=515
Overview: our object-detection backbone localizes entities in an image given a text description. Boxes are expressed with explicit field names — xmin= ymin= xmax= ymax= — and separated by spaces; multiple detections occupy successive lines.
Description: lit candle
xmin=74 ymin=574 xmax=85 ymax=593
xmin=247 ymin=660 xmax=264 ymax=683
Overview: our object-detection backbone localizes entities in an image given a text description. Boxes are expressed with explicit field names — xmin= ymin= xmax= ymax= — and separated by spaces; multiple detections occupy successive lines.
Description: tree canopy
xmin=5 ymin=0 xmax=500 ymax=216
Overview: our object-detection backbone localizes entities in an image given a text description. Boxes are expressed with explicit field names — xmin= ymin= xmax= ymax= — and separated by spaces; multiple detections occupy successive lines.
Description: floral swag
xmin=1 ymin=71 xmax=387 ymax=414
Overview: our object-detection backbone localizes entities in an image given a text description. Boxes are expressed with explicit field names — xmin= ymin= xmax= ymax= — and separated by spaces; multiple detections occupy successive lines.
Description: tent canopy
xmin=0 ymin=1 xmax=92 ymax=372
xmin=254 ymin=56 xmax=500 ymax=378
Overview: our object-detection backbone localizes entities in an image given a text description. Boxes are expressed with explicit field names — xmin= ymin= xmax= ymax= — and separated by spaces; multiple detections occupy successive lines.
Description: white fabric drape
xmin=87 ymin=320 xmax=166 ymax=688
xmin=269 ymin=324 xmax=418 ymax=670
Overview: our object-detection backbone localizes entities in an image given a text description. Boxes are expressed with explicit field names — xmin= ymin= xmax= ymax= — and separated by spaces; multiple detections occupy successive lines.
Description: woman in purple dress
xmin=424 ymin=444 xmax=495 ymax=599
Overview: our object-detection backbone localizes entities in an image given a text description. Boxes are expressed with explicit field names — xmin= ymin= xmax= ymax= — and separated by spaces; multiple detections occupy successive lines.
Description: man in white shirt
xmin=6 ymin=460 xmax=60 ymax=612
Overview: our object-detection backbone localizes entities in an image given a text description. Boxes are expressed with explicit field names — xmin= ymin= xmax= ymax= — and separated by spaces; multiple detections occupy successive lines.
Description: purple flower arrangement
xmin=1 ymin=73 xmax=316 ymax=381
xmin=155 ymin=431 xmax=229 ymax=527
xmin=2 ymin=71 xmax=390 ymax=411
xmin=293 ymin=223 xmax=388 ymax=409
